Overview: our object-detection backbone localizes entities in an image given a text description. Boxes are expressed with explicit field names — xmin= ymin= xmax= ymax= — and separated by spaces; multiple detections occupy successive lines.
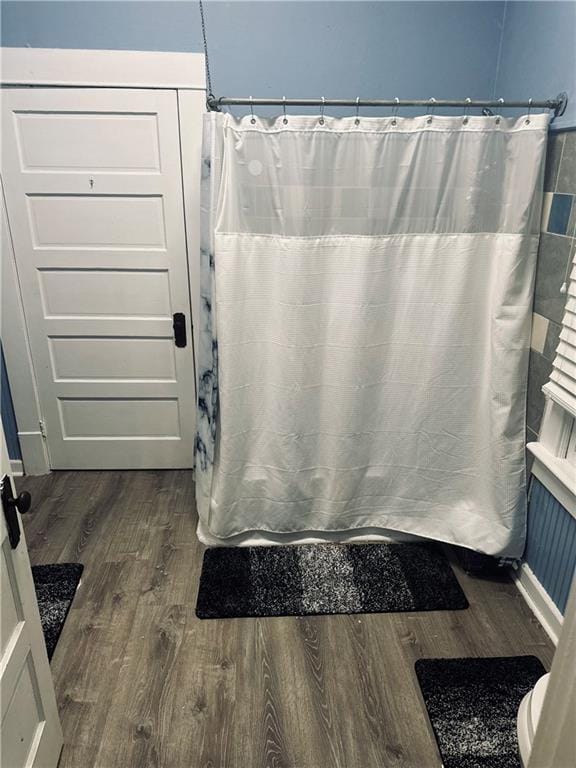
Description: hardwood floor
xmin=20 ymin=470 xmax=554 ymax=768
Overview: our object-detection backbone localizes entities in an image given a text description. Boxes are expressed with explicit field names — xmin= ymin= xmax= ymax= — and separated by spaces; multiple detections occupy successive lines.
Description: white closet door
xmin=1 ymin=88 xmax=196 ymax=469
xmin=1 ymin=428 xmax=63 ymax=768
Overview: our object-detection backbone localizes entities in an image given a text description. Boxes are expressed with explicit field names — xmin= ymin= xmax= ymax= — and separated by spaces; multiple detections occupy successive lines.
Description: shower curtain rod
xmin=208 ymin=93 xmax=568 ymax=117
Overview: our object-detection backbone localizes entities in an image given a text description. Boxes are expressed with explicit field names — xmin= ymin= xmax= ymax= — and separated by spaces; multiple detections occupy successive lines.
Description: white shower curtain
xmin=195 ymin=111 xmax=548 ymax=557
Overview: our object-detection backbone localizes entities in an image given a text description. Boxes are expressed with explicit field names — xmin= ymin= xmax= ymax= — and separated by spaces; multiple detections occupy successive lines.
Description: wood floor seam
xmin=20 ymin=470 xmax=554 ymax=768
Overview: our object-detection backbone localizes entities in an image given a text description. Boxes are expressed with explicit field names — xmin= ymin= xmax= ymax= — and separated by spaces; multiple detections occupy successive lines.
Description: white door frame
xmin=0 ymin=48 xmax=205 ymax=474
xmin=1 ymin=178 xmax=49 ymax=474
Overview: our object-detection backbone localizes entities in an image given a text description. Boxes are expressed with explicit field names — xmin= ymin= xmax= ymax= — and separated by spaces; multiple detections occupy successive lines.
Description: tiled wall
xmin=525 ymin=129 xmax=575 ymax=618
xmin=528 ymin=130 xmax=576 ymax=456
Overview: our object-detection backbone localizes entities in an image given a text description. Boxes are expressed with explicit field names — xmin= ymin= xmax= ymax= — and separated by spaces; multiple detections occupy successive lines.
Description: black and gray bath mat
xmin=32 ymin=563 xmax=83 ymax=660
xmin=415 ymin=656 xmax=546 ymax=768
xmin=196 ymin=542 xmax=468 ymax=619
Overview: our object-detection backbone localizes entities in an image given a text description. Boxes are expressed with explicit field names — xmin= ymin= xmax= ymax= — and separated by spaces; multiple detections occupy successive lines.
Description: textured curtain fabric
xmin=195 ymin=111 xmax=548 ymax=556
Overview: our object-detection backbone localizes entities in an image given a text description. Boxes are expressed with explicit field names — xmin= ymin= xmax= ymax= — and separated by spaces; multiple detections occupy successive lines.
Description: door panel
xmin=14 ymin=111 xmax=161 ymax=171
xmin=38 ymin=268 xmax=171 ymax=317
xmin=2 ymin=654 xmax=48 ymax=768
xmin=48 ymin=337 xmax=176 ymax=380
xmin=58 ymin=397 xmax=181 ymax=438
xmin=0 ymin=430 xmax=63 ymax=768
xmin=27 ymin=194 xmax=167 ymax=248
xmin=2 ymin=88 xmax=196 ymax=468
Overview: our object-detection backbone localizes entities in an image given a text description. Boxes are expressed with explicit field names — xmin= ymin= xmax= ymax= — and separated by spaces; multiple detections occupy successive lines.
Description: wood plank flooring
xmin=20 ymin=470 xmax=554 ymax=768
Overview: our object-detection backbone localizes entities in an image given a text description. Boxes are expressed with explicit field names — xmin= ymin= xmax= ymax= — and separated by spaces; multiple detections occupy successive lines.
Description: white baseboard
xmin=512 ymin=562 xmax=563 ymax=646
xmin=17 ymin=431 xmax=50 ymax=475
xmin=9 ymin=459 xmax=23 ymax=476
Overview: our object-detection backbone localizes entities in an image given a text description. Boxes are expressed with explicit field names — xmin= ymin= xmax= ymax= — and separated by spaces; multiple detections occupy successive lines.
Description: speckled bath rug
xmin=32 ymin=563 xmax=83 ymax=660
xmin=195 ymin=542 xmax=468 ymax=619
xmin=415 ymin=656 xmax=546 ymax=768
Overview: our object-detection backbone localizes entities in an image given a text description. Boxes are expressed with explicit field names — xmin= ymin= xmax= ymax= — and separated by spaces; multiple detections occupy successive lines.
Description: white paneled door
xmin=2 ymin=88 xmax=196 ymax=468
xmin=0 ymin=427 xmax=63 ymax=768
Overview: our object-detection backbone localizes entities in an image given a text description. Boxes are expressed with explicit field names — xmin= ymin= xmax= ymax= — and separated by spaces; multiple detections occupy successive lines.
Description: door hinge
xmin=39 ymin=420 xmax=47 ymax=439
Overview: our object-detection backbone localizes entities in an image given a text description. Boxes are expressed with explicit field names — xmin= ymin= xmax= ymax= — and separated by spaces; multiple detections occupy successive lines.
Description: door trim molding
xmin=1 ymin=181 xmax=50 ymax=475
xmin=16 ymin=433 xmax=49 ymax=476
xmin=1 ymin=50 xmax=205 ymax=473
xmin=1 ymin=48 xmax=205 ymax=90
xmin=177 ymin=89 xmax=205 ymax=381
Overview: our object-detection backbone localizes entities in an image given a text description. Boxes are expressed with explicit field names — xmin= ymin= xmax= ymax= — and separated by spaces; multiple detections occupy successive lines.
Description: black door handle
xmin=1 ymin=475 xmax=32 ymax=549
xmin=173 ymin=313 xmax=187 ymax=348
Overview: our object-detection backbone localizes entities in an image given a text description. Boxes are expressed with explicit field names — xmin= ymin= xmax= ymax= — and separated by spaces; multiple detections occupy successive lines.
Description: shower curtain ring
xmin=391 ymin=97 xmax=400 ymax=126
xmin=427 ymin=97 xmax=436 ymax=124
xmin=282 ymin=96 xmax=288 ymax=125
xmin=355 ymin=97 xmax=360 ymax=126
xmin=495 ymin=97 xmax=504 ymax=125
xmin=525 ymin=97 xmax=533 ymax=125
xmin=249 ymin=96 xmax=256 ymax=125
xmin=319 ymin=96 xmax=325 ymax=125
xmin=463 ymin=97 xmax=472 ymax=125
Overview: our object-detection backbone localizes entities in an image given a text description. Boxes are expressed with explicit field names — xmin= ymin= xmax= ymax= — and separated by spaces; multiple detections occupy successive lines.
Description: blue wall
xmin=1 ymin=347 xmax=21 ymax=461
xmin=3 ymin=1 xmax=573 ymax=123
xmin=1 ymin=1 xmax=505 ymax=116
xmin=496 ymin=1 xmax=576 ymax=130
xmin=526 ymin=479 xmax=576 ymax=614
